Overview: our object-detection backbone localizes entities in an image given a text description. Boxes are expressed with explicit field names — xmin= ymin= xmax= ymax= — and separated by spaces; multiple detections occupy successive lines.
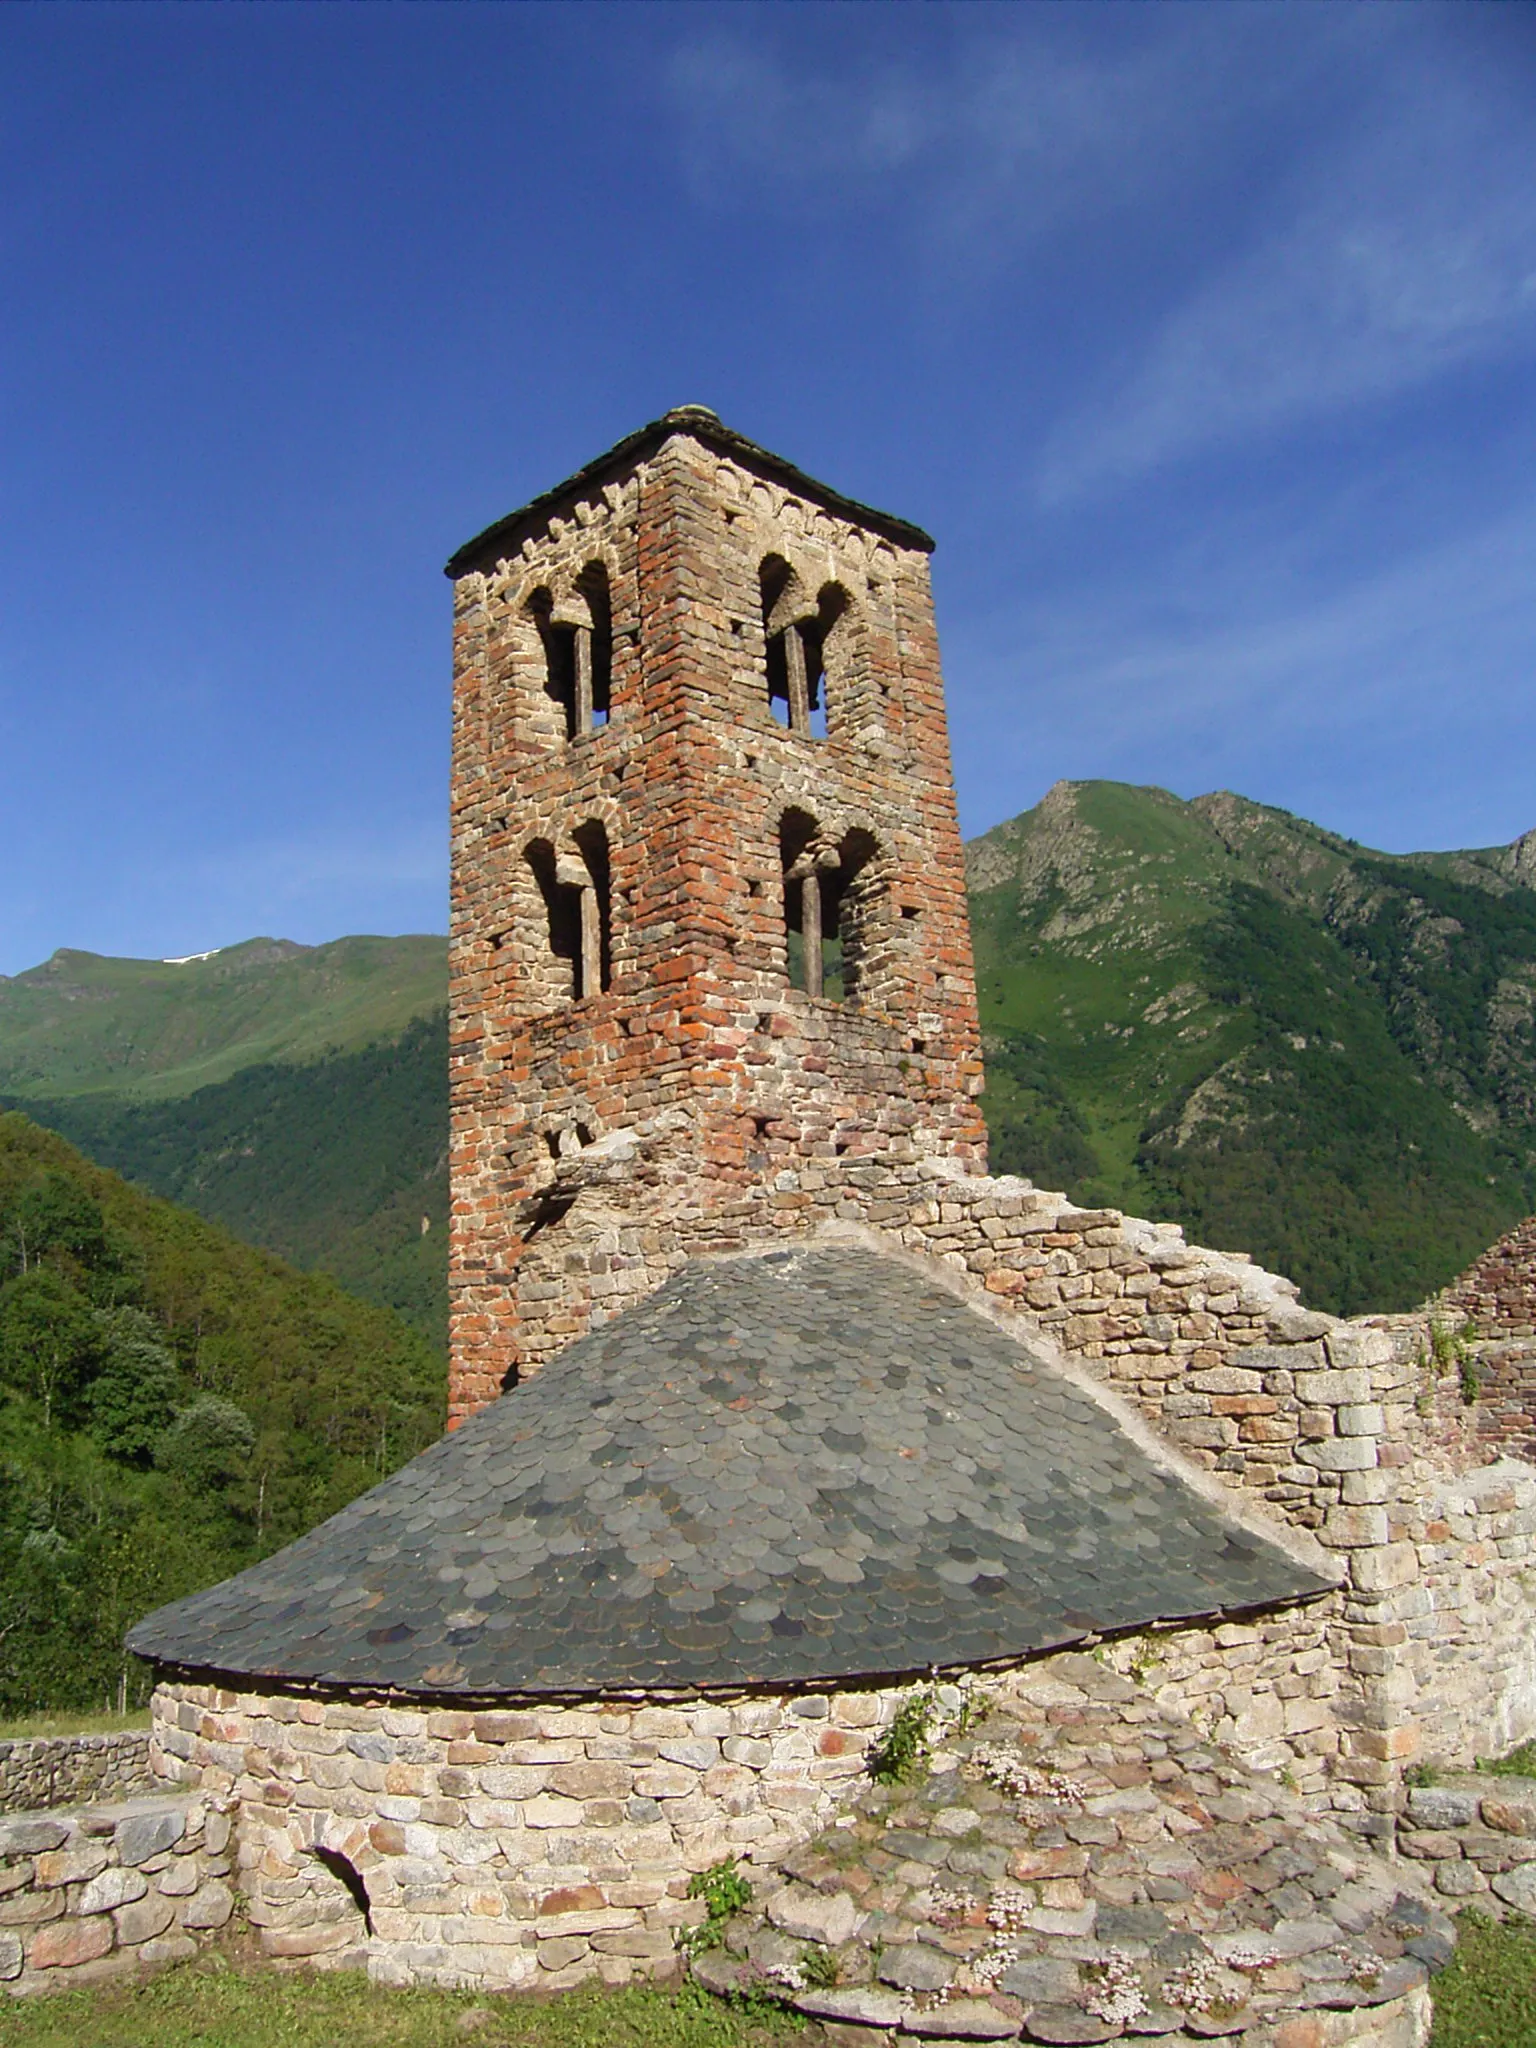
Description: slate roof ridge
xmin=444 ymin=407 xmax=935 ymax=577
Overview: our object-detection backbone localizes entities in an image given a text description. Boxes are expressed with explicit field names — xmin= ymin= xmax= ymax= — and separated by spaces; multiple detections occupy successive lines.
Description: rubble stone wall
xmin=0 ymin=1732 xmax=152 ymax=1816
xmin=1399 ymin=1772 xmax=1536 ymax=1912
xmin=0 ymin=1793 xmax=233 ymax=1996
xmin=151 ymin=1674 xmax=938 ymax=1989
xmin=1440 ymin=1214 xmax=1536 ymax=1340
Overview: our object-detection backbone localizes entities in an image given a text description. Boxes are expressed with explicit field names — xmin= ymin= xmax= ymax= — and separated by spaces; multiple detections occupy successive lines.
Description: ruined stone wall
xmin=0 ymin=1732 xmax=152 ymax=1815
xmin=449 ymin=1148 xmax=1536 ymax=1828
xmin=447 ymin=424 xmax=985 ymax=1422
xmin=0 ymin=1793 xmax=233 ymax=1995
xmin=1439 ymin=1214 xmax=1536 ymax=1340
xmin=152 ymin=1674 xmax=926 ymax=1989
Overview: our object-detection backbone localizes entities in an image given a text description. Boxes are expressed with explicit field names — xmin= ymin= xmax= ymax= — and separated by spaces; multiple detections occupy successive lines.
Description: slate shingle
xmin=127 ymin=1248 xmax=1332 ymax=1693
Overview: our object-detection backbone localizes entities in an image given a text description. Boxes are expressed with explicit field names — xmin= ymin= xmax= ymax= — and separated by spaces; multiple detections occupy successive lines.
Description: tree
xmin=0 ymin=1269 xmax=100 ymax=1428
xmin=89 ymin=1307 xmax=178 ymax=1464
xmin=2 ymin=1175 xmax=108 ymax=1278
xmin=156 ymin=1394 xmax=256 ymax=1493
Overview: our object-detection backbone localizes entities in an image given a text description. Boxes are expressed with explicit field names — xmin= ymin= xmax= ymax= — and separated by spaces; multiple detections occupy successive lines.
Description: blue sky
xmin=2 ymin=3 xmax=1534 ymax=974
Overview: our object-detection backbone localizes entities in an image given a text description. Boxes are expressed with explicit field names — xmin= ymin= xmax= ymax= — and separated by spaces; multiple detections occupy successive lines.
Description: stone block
xmin=1295 ymin=1369 xmax=1372 ymax=1406
xmin=139 ymin=1932 xmax=198 ymax=1969
xmin=1481 ymin=1796 xmax=1536 ymax=1837
xmin=116 ymin=1892 xmax=177 ymax=1945
xmin=0 ymin=1820 xmax=67 ymax=1857
xmin=33 ymin=1845 xmax=109 ymax=1888
xmin=0 ymin=1932 xmax=20 ymax=1981
xmin=182 ymin=1880 xmax=235 ymax=1930
xmin=79 ymin=1867 xmax=148 ymax=1914
xmin=766 ymin=1883 xmax=856 ymax=1947
xmin=29 ymin=1914 xmax=114 ymax=1970
xmin=876 ymin=1943 xmax=955 ymax=1991
xmin=116 ymin=1808 xmax=185 ymax=1866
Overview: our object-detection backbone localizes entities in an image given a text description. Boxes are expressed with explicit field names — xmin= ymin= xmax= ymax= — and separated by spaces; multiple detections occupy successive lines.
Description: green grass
xmin=0 ymin=1711 xmax=148 ymax=1741
xmin=1477 ymin=1743 xmax=1536 ymax=1781
xmin=0 ymin=1958 xmax=802 ymax=2048
xmin=1428 ymin=1911 xmax=1536 ymax=2048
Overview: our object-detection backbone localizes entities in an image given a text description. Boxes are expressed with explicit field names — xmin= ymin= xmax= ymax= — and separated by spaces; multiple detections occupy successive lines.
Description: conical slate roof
xmin=128 ymin=1248 xmax=1331 ymax=1695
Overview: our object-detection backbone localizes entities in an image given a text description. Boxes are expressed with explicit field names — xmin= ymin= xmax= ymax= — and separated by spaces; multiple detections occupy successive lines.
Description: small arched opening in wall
xmin=797 ymin=582 xmax=852 ymax=742
xmin=780 ymin=808 xmax=836 ymax=999
xmin=761 ymin=556 xmax=814 ymax=738
xmin=572 ymin=821 xmax=613 ymax=995
xmin=779 ymin=814 xmax=886 ymax=1004
xmin=525 ymin=830 xmax=612 ymax=1002
xmin=527 ymin=567 xmax=612 ymax=741
xmin=834 ymin=827 xmax=882 ymax=1004
xmin=309 ymin=1845 xmax=373 ymax=1937
xmin=525 ymin=838 xmax=581 ymax=1001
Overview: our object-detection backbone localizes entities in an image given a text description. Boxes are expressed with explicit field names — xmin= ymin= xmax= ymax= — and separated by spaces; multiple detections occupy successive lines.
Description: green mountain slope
xmin=19 ymin=1015 xmax=449 ymax=1352
xmin=0 ymin=1112 xmax=443 ymax=1713
xmin=0 ymin=934 xmax=447 ymax=1101
xmin=968 ymin=782 xmax=1536 ymax=1315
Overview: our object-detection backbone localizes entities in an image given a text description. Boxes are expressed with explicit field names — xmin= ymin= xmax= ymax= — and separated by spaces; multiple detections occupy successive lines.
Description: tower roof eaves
xmin=443 ymin=407 xmax=936 ymax=578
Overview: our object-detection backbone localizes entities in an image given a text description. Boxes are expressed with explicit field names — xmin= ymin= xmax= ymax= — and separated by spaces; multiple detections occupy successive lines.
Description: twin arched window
xmin=760 ymin=560 xmax=849 ymax=740
xmin=528 ymin=564 xmax=612 ymax=741
xmin=524 ymin=822 xmax=612 ymax=1002
xmin=780 ymin=810 xmax=880 ymax=1003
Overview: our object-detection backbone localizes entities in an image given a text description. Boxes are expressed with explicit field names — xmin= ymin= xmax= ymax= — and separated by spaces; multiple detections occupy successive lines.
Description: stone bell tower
xmin=445 ymin=408 xmax=985 ymax=1422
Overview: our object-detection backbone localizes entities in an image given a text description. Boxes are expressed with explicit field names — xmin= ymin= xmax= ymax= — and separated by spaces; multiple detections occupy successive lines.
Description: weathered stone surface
xmin=114 ymin=1892 xmax=177 ymax=1945
xmin=877 ymin=1943 xmax=957 ymax=1991
xmin=0 ymin=1932 xmax=20 ymax=1981
xmin=29 ymin=1914 xmax=113 ymax=1970
xmin=899 ymin=1999 xmax=1021 ymax=2038
xmin=796 ymin=1988 xmax=910 ymax=2026
xmin=79 ymin=1866 xmax=148 ymax=1914
xmin=115 ymin=1807 xmax=184 ymax=1867
xmin=182 ymin=1879 xmax=235 ymax=1930
xmin=1405 ymin=1789 xmax=1477 ymax=1830
xmin=1018 ymin=2010 xmax=1117 ymax=2045
xmin=766 ymin=1883 xmax=856 ymax=1948
xmin=0 ymin=1819 xmax=67 ymax=1857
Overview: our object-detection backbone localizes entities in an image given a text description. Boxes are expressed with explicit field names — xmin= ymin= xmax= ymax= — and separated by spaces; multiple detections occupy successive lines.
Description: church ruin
xmin=109 ymin=411 xmax=1536 ymax=2042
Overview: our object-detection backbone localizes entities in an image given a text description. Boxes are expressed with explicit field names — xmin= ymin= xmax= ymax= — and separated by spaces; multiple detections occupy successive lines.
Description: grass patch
xmin=1477 ymin=1741 xmax=1536 ymax=1780
xmin=0 ymin=1712 xmax=149 ymax=1741
xmin=1429 ymin=1911 xmax=1536 ymax=2048
xmin=0 ymin=1957 xmax=803 ymax=2048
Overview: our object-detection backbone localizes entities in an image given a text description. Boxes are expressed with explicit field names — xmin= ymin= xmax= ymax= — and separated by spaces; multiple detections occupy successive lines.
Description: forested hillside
xmin=0 ymin=1113 xmax=442 ymax=1714
xmin=969 ymin=782 xmax=1536 ymax=1314
xmin=25 ymin=1015 xmax=448 ymax=1352
xmin=6 ymin=787 xmax=1534 ymax=1342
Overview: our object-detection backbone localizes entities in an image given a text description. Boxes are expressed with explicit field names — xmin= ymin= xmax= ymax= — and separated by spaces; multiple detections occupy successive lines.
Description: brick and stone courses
xmin=0 ymin=1732 xmax=152 ymax=1816
xmin=0 ymin=1792 xmax=233 ymax=1996
xmin=446 ymin=424 xmax=986 ymax=1422
xmin=1438 ymin=1214 xmax=1536 ymax=1340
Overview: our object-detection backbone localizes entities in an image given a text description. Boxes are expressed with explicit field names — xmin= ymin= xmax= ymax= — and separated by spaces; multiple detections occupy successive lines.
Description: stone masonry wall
xmin=151 ymin=1674 xmax=936 ymax=1990
xmin=450 ymin=1147 xmax=1536 ymax=1829
xmin=0 ymin=1732 xmax=152 ymax=1815
xmin=1439 ymin=1214 xmax=1536 ymax=1340
xmin=0 ymin=1792 xmax=233 ymax=1996
xmin=448 ymin=418 xmax=986 ymax=1423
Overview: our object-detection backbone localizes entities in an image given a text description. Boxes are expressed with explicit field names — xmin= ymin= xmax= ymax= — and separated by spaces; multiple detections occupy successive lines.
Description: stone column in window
xmin=574 ymin=625 xmax=594 ymax=736
xmin=798 ymin=858 xmax=822 ymax=996
xmin=783 ymin=624 xmax=810 ymax=735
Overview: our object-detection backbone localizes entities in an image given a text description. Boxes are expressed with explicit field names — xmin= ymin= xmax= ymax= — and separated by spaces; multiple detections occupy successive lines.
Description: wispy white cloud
xmin=1038 ymin=69 xmax=1536 ymax=498
xmin=666 ymin=13 xmax=1313 ymax=257
xmin=950 ymin=492 xmax=1536 ymax=852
